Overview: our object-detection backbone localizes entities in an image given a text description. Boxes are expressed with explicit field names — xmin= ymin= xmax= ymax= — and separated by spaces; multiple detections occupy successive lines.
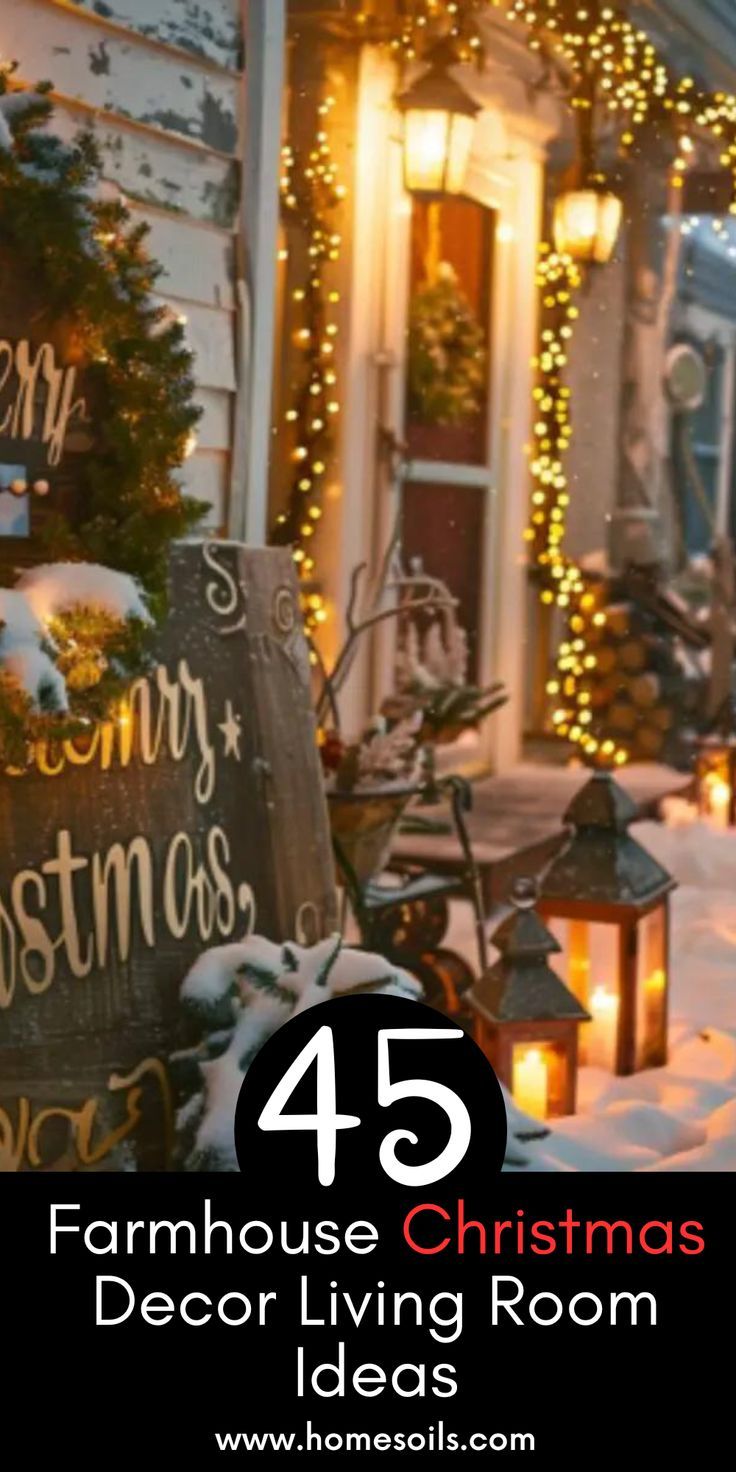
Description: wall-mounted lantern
xmin=538 ymin=773 xmax=676 ymax=1076
xmin=397 ymin=42 xmax=481 ymax=198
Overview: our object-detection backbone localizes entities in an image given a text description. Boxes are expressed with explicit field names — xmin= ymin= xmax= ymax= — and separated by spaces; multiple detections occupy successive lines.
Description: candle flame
xmin=706 ymin=776 xmax=730 ymax=805
xmin=590 ymin=986 xmax=618 ymax=1016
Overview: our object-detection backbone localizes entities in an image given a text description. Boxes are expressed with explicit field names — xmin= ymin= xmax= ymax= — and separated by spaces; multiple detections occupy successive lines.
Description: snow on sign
xmin=0 ymin=542 xmax=338 ymax=1172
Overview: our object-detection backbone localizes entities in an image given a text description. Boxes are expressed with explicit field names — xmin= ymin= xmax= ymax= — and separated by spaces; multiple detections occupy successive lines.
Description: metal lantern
xmin=396 ymin=42 xmax=481 ymax=198
xmin=695 ymin=734 xmax=736 ymax=828
xmin=470 ymin=878 xmax=589 ymax=1121
xmin=538 ymin=774 xmax=677 ymax=1076
xmin=552 ymin=183 xmax=622 ymax=265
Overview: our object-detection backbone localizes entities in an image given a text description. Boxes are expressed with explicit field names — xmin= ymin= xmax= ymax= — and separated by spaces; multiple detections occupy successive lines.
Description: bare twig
xmin=309 ymin=638 xmax=340 ymax=730
xmin=315 ymin=571 xmax=456 ymax=727
xmin=345 ymin=562 xmax=368 ymax=637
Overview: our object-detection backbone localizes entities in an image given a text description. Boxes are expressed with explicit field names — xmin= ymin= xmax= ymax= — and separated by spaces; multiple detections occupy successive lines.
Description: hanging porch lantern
xmin=694 ymin=733 xmax=736 ymax=828
xmin=469 ymin=878 xmax=589 ymax=1121
xmin=397 ymin=42 xmax=481 ymax=198
xmin=552 ymin=73 xmax=622 ymax=266
xmin=552 ymin=182 xmax=623 ymax=266
xmin=538 ymin=773 xmax=677 ymax=1076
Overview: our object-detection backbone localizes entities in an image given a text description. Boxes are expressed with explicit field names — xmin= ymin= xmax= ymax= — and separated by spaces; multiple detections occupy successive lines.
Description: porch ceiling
xmin=633 ymin=1 xmax=736 ymax=92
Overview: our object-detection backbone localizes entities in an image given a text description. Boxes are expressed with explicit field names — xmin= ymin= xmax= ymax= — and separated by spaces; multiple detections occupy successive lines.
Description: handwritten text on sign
xmin=0 ymin=338 xmax=85 ymax=466
xmin=0 ymin=658 xmax=255 ymax=1009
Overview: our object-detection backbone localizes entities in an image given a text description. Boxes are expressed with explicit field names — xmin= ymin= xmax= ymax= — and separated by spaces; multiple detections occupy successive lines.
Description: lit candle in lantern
xmin=704 ymin=774 xmax=731 ymax=829
xmin=585 ymin=987 xmax=619 ymax=1069
xmin=513 ymin=1047 xmax=549 ymax=1120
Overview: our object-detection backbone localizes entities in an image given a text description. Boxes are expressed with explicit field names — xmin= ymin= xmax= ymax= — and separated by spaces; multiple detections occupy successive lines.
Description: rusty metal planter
xmin=327 ymin=784 xmax=419 ymax=888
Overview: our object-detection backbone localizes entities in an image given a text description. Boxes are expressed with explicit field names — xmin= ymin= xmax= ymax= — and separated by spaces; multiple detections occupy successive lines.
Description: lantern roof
xmin=541 ymin=772 xmax=676 ymax=909
xmin=566 ymin=770 xmax=639 ymax=830
xmin=396 ymin=41 xmax=482 ymax=120
xmin=471 ymin=879 xmax=590 ymax=1025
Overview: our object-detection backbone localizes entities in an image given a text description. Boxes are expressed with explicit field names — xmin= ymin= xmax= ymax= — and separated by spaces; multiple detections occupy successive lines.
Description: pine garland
xmin=0 ymin=66 xmax=206 ymax=758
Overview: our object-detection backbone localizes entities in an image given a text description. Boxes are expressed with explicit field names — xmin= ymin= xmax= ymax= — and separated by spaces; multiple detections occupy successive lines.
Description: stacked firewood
xmin=581 ymin=570 xmax=709 ymax=765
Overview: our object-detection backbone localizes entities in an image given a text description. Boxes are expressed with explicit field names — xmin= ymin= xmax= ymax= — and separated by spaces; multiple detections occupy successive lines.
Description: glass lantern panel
xmin=635 ymin=904 xmax=667 ymax=1070
xmin=553 ymin=191 xmax=598 ymax=260
xmin=445 ymin=112 xmax=476 ymax=195
xmin=511 ymin=1041 xmax=569 ymax=1121
xmin=592 ymin=192 xmax=623 ymax=264
xmin=403 ymin=109 xmax=453 ymax=195
xmin=547 ymin=917 xmax=620 ymax=1069
xmin=552 ymin=190 xmax=622 ymax=265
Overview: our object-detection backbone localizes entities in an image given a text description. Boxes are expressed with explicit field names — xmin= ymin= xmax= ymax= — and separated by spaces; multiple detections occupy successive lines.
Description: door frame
xmin=329 ymin=46 xmax=554 ymax=770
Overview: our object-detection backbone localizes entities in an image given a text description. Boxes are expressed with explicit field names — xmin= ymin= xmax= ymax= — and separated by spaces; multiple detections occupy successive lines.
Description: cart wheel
xmin=408 ymin=947 xmax=475 ymax=1020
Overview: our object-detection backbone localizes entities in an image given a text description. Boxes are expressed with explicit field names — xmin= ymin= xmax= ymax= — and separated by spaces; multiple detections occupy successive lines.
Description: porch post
xmin=232 ymin=0 xmax=286 ymax=544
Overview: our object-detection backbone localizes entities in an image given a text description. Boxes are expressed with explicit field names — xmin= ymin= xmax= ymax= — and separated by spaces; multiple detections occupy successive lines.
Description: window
xmin=675 ymin=340 xmax=724 ymax=554
xmin=405 ymin=196 xmax=492 ymax=465
xmin=671 ymin=331 xmax=736 ymax=556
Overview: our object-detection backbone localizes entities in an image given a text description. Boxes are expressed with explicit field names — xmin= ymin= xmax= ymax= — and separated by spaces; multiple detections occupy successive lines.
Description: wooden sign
xmin=0 ymin=252 xmax=93 ymax=557
xmin=0 ymin=541 xmax=338 ymax=1171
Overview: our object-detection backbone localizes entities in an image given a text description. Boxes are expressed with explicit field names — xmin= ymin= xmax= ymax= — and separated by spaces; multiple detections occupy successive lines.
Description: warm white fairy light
xmin=275 ymin=96 xmax=344 ymax=634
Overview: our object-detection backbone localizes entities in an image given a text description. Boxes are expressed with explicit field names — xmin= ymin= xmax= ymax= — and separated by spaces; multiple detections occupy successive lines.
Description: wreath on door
xmin=0 ymin=66 xmax=205 ymax=763
xmin=407 ymin=261 xmax=486 ymax=427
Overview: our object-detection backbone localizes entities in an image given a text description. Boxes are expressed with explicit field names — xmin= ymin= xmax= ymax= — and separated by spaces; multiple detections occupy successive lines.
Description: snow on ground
xmin=448 ymin=811 xmax=736 ymax=1171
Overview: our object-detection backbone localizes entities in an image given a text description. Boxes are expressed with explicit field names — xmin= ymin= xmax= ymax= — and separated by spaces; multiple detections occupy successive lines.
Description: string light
xmin=527 ymin=244 xmax=582 ymax=596
xmin=388 ymin=0 xmax=487 ymax=65
xmin=271 ymin=96 xmax=344 ymax=635
xmin=496 ymin=1 xmax=736 ymax=202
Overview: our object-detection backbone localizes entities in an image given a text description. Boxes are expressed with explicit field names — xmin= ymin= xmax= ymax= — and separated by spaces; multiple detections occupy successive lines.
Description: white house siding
xmin=69 ymin=0 xmax=240 ymax=69
xmin=2 ymin=0 xmax=245 ymax=530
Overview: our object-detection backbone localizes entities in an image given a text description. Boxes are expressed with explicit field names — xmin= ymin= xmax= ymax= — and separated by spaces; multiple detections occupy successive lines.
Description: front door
xmin=400 ymin=195 xmax=495 ymax=682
